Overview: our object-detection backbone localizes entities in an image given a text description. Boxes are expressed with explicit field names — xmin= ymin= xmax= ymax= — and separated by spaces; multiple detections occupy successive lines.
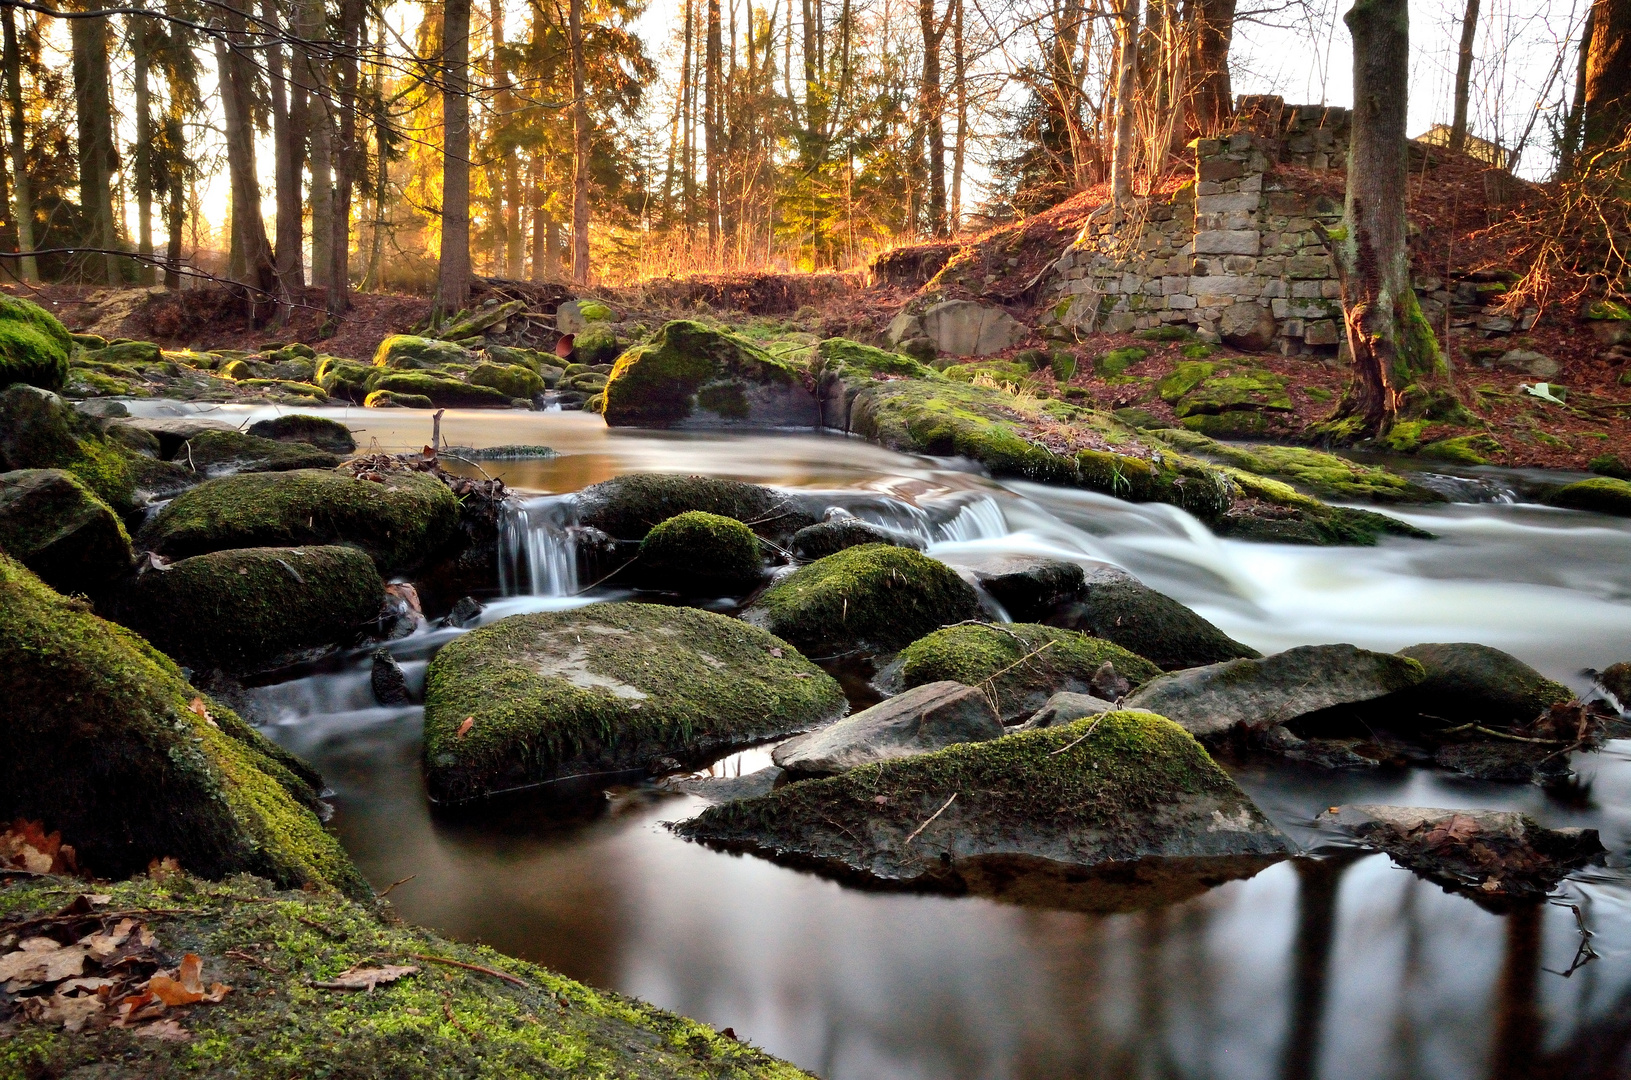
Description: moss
xmin=364 ymin=389 xmax=433 ymax=409
xmin=0 ymin=384 xmax=164 ymax=514
xmin=1396 ymin=642 xmax=1572 ymax=726
xmin=483 ymin=344 xmax=546 ymax=372
xmin=0 ymin=553 xmax=362 ymax=893
xmin=219 ymin=359 xmax=251 ymax=380
xmin=470 ymin=361 xmax=544 ymax=399
xmin=1588 ymin=453 xmax=1631 ymax=480
xmin=422 ymin=603 xmax=845 ymax=803
xmin=1549 ymin=476 xmax=1631 ymax=517
xmin=117 ymin=545 xmax=383 ymax=673
xmin=1152 ymin=429 xmax=1443 ymax=504
xmin=91 ymin=340 xmax=162 ymax=365
xmin=0 ymin=292 xmax=72 ymax=391
xmin=577 ymin=299 xmax=614 ymax=321
xmin=233 ymin=379 xmax=330 ymax=401
xmin=1180 ymin=342 xmax=1218 ymax=359
xmin=573 ymin=323 xmax=621 ymax=365
xmin=577 ymin=472 xmax=819 ymax=541
xmin=601 ymin=320 xmax=808 ymax=426
xmin=1172 ymin=372 xmax=1292 ymax=417
xmin=749 ymin=544 xmax=979 ymax=656
xmin=1180 ymin=411 xmax=1274 ymax=438
xmin=637 ymin=510 xmax=763 ymax=594
xmin=1419 ymin=433 xmax=1501 ymax=465
xmin=900 ymin=623 xmax=1162 ymax=720
xmin=0 ymin=468 xmax=132 ymax=593
xmin=245 ymin=414 xmax=357 ymax=454
xmin=316 ymin=357 xmax=378 ymax=401
xmin=141 ymin=469 xmax=459 ymax=574
xmin=63 ymin=368 xmax=135 ymax=397
xmin=371 ymin=371 xmax=514 ymax=408
xmin=175 ymin=429 xmax=340 ymax=478
xmin=71 ymin=331 xmax=108 ymax=350
xmin=1135 ymin=325 xmax=1195 ymax=342
xmin=1050 ymin=350 xmax=1078 ymax=381
xmin=1095 ymin=346 xmax=1149 ymax=377
xmin=1157 ymin=361 xmax=1215 ymax=402
xmin=373 ymin=334 xmax=476 ymax=370
xmin=1585 ymin=299 xmax=1631 ymax=320
xmin=563 ymin=370 xmax=610 ymax=393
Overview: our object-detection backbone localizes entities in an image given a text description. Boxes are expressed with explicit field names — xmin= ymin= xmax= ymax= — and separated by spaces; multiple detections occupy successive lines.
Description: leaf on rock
xmin=312 ymin=963 xmax=420 ymax=991
xmin=456 ymin=717 xmax=474 ymax=739
xmin=1 ymin=819 xmax=78 ymax=874
xmin=132 ymin=1018 xmax=192 ymax=1041
xmin=186 ymin=697 xmax=220 ymax=728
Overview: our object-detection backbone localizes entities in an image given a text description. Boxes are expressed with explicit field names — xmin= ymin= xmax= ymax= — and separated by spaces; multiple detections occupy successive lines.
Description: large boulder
xmin=246 ymin=413 xmax=358 ymax=454
xmin=422 ymin=603 xmax=846 ymax=803
xmin=772 ymin=681 xmax=1003 ymax=778
xmin=1549 ymin=477 xmax=1631 ymax=517
xmin=1123 ymin=644 xmax=1426 ymax=740
xmin=0 ymin=551 xmax=363 ymax=893
xmin=139 ymin=469 xmax=459 ymax=575
xmin=635 ymin=510 xmax=763 ymax=594
xmin=677 ymin=711 xmax=1292 ymax=885
xmin=370 ymin=372 xmax=514 ymax=408
xmin=0 ymin=385 xmax=189 ymax=513
xmin=938 ymin=552 xmax=1086 ymax=622
xmin=0 ymin=293 xmax=72 ymax=391
xmin=920 ymin=300 xmax=1027 ymax=357
xmin=469 ymin=361 xmax=544 ymax=400
xmin=789 ymin=517 xmax=925 ymax=560
xmin=745 ymin=544 xmax=981 ymax=656
xmin=172 ymin=429 xmax=340 ymax=478
xmin=1046 ymin=565 xmax=1260 ymax=670
xmin=372 ymin=334 xmax=476 ymax=370
xmin=895 ymin=622 xmax=1161 ymax=721
xmin=601 ymin=320 xmax=820 ymax=428
xmin=577 ymin=472 xmax=819 ymax=542
xmin=0 ymin=469 xmax=132 ymax=594
xmin=112 ymin=416 xmax=238 ymax=458
xmin=556 ymin=299 xmax=614 ymax=335
xmin=1396 ymin=643 xmax=1572 ymax=727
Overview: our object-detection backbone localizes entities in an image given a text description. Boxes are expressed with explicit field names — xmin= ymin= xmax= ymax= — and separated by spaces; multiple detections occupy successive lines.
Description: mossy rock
xmin=219 ymin=359 xmax=251 ymax=380
xmin=0 ymin=552 xmax=363 ymax=893
xmin=1135 ymin=325 xmax=1195 ymax=342
xmin=1179 ymin=411 xmax=1276 ymax=438
xmin=815 ymin=337 xmax=940 ymax=381
xmin=1153 ymin=430 xmax=1443 ymax=504
xmin=116 ymin=545 xmax=382 ymax=673
xmin=174 ymin=429 xmax=340 ymax=479
xmin=602 ymin=320 xmax=819 ymax=428
xmin=746 ymin=544 xmax=980 ymax=656
xmin=676 ymin=711 xmax=1290 ymax=885
xmin=1050 ymin=350 xmax=1078 ymax=381
xmin=1549 ymin=476 xmax=1631 ymax=517
xmin=246 ymin=413 xmax=357 ymax=454
xmin=577 ymin=472 xmax=819 ymax=542
xmin=1588 ymin=453 xmax=1631 ymax=481
xmin=1157 ymin=361 xmax=1215 ymax=402
xmin=1172 ymin=371 xmax=1292 ymax=418
xmin=0 ymin=384 xmax=188 ymax=514
xmin=1113 ymin=407 xmax=1166 ymax=429
xmin=315 ymin=356 xmax=377 ymax=401
xmin=233 ymin=378 xmax=329 ymax=402
xmin=790 ymin=517 xmax=924 ymax=560
xmin=573 ymin=323 xmax=621 ymax=366
xmin=0 ymin=468 xmax=132 ymax=594
xmin=371 ymin=371 xmax=513 ymax=409
xmin=272 ymin=342 xmax=317 ymax=361
xmin=1048 ymin=566 xmax=1260 ymax=670
xmin=70 ymin=332 xmax=108 ymax=350
xmin=1419 ymin=434 xmax=1501 ymax=465
xmin=899 ymin=623 xmax=1161 ymax=721
xmin=422 ymin=603 xmax=846 ymax=803
xmin=141 ymin=469 xmax=459 ymax=575
xmin=1396 ymin=642 xmax=1572 ymax=728
xmin=0 ymin=293 xmax=72 ymax=391
xmin=470 ymin=361 xmax=544 ymax=399
xmin=88 ymin=340 xmax=162 ymax=366
xmin=482 ymin=344 xmax=544 ymax=372
xmin=363 ymin=389 xmax=433 ymax=409
xmin=1181 ymin=342 xmax=1219 ymax=359
xmin=373 ymin=334 xmax=476 ymax=370
xmin=63 ymin=368 xmax=136 ymax=398
xmin=636 ymin=510 xmax=763 ymax=594
xmin=1095 ymin=346 xmax=1149 ymax=377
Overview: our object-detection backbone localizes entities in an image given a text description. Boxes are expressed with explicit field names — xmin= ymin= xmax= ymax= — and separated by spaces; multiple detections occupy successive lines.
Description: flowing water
xmin=128 ymin=401 xmax=1631 ymax=1078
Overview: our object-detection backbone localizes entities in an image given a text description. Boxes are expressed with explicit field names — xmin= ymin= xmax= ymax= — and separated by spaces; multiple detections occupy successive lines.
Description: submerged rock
xmin=1123 ymin=644 xmax=1426 ymax=740
xmin=246 ymin=413 xmax=358 ymax=454
xmin=0 ymin=468 xmax=132 ymax=594
xmin=0 ymin=551 xmax=362 ymax=893
xmin=371 ymin=648 xmax=411 ymax=705
xmin=677 ymin=711 xmax=1292 ymax=885
xmin=601 ymin=320 xmax=820 ymax=428
xmin=635 ymin=510 xmax=764 ymax=595
xmin=1046 ymin=565 xmax=1260 ymax=670
xmin=1396 ymin=642 xmax=1572 ymax=727
xmin=577 ymin=472 xmax=819 ymax=543
xmin=172 ymin=429 xmax=340 ymax=478
xmin=1432 ymin=741 xmax=1573 ymax=783
xmin=772 ymin=681 xmax=1003 ymax=778
xmin=421 ymin=602 xmax=846 ymax=803
xmin=938 ymin=553 xmax=1085 ymax=622
xmin=790 ymin=517 xmax=925 ymax=560
xmin=745 ymin=543 xmax=980 ymax=656
xmin=0 ymin=292 xmax=72 ymax=391
xmin=895 ymin=622 xmax=1161 ymax=722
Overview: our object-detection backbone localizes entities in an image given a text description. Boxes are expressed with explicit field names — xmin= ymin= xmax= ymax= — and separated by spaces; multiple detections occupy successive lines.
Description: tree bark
xmin=1448 ymin=0 xmax=1478 ymax=151
xmin=1110 ymin=0 xmax=1139 ymax=204
xmin=918 ymin=0 xmax=949 ymax=236
xmin=2 ymin=6 xmax=37 ymax=283
xmin=949 ymin=0 xmax=965 ymax=230
xmin=437 ymin=0 xmax=473 ymax=315
xmin=1582 ymin=0 xmax=1629 ymax=157
xmin=1188 ymin=0 xmax=1234 ymax=135
xmin=569 ymin=0 xmax=590 ymax=284
xmin=216 ymin=27 xmax=278 ymax=316
xmin=492 ymin=0 xmax=523 ymax=276
xmin=1325 ymin=0 xmax=1443 ymax=436
xmin=302 ymin=0 xmax=333 ymax=290
xmin=326 ymin=0 xmax=363 ymax=313
xmin=132 ymin=3 xmax=154 ymax=284
xmin=705 ymin=0 xmax=721 ymax=246
xmin=529 ymin=155 xmax=546 ymax=281
xmin=1559 ymin=6 xmax=1593 ymax=173
xmin=265 ymin=0 xmax=304 ymax=298
xmin=71 ymin=2 xmax=119 ymax=284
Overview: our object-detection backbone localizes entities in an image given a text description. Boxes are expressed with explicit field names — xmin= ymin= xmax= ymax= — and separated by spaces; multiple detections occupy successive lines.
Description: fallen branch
xmin=377 ymin=874 xmax=416 ymax=899
xmin=407 ymin=952 xmax=530 ymax=989
xmin=1049 ymin=713 xmax=1107 ymax=756
xmin=903 ymin=793 xmax=958 ymax=846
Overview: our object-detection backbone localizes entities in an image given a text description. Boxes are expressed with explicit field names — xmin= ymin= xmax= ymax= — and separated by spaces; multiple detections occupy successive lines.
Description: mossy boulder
xmin=602 ymin=320 xmax=819 ymax=428
xmin=117 ymin=545 xmax=383 ymax=673
xmin=422 ymin=603 xmax=846 ymax=803
xmin=363 ymin=389 xmax=433 ymax=409
xmin=246 ymin=413 xmax=358 ymax=454
xmin=0 ymin=552 xmax=363 ymax=893
xmin=0 ymin=468 xmax=132 ymax=593
xmin=573 ymin=323 xmax=621 ymax=366
xmin=1153 ymin=430 xmax=1443 ymax=504
xmin=373 ymin=334 xmax=476 ymax=370
xmin=140 ymin=469 xmax=459 ymax=575
xmin=1047 ymin=566 xmax=1259 ymax=670
xmin=636 ymin=510 xmax=763 ymax=594
xmin=483 ymin=344 xmax=546 ymax=372
xmin=1396 ymin=642 xmax=1573 ymax=727
xmin=371 ymin=371 xmax=514 ymax=408
xmin=790 ymin=517 xmax=925 ymax=560
xmin=1157 ymin=360 xmax=1291 ymax=420
xmin=470 ymin=361 xmax=545 ymax=400
xmin=577 ymin=472 xmax=819 ymax=542
xmin=898 ymin=623 xmax=1162 ymax=721
xmin=0 ymin=293 xmax=72 ymax=391
xmin=315 ymin=356 xmax=377 ymax=400
xmin=1549 ymin=477 xmax=1631 ymax=517
xmin=745 ymin=544 xmax=980 ymax=656
xmin=677 ymin=711 xmax=1291 ymax=886
xmin=174 ymin=429 xmax=340 ymax=479
xmin=92 ymin=340 xmax=163 ymax=366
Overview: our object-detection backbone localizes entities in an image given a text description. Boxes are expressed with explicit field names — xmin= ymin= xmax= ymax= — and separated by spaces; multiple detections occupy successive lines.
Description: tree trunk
xmin=163 ymin=135 xmax=184 ymax=288
xmin=1582 ymin=0 xmax=1629 ymax=157
xmin=1448 ymin=0 xmax=1478 ymax=151
xmin=1188 ymin=0 xmax=1234 ymax=135
xmin=570 ymin=0 xmax=591 ymax=284
xmin=529 ymin=156 xmax=546 ymax=281
xmin=361 ymin=15 xmax=386 ymax=291
xmin=436 ymin=0 xmax=472 ymax=316
xmin=949 ymin=0 xmax=965 ymax=231
xmin=918 ymin=0 xmax=948 ymax=236
xmin=326 ymin=0 xmax=363 ymax=313
xmin=265 ymin=0 xmax=304 ymax=298
xmin=1325 ymin=0 xmax=1443 ymax=436
xmin=2 ymin=6 xmax=37 ymax=283
xmin=705 ymin=0 xmax=721 ymax=247
xmin=1558 ymin=6 xmax=1593 ymax=173
xmin=216 ymin=29 xmax=278 ymax=316
xmin=302 ymin=0 xmax=333 ymax=290
xmin=1110 ymin=0 xmax=1139 ymax=204
xmin=71 ymin=3 xmax=119 ymax=284
xmin=132 ymin=4 xmax=154 ymax=284
xmin=492 ymin=0 xmax=523 ymax=277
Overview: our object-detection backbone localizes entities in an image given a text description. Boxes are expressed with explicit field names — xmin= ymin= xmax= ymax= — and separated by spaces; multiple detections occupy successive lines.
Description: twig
xmin=442 ymin=998 xmax=477 ymax=1037
xmin=407 ymin=952 xmax=530 ymax=988
xmin=1 ymin=907 xmax=197 ymax=932
xmin=1468 ymin=725 xmax=1566 ymax=745
xmin=225 ymin=948 xmax=286 ymax=975
xmin=293 ymin=913 xmax=347 ymax=939
xmin=377 ymin=874 xmax=416 ymax=898
xmin=1049 ymin=713 xmax=1107 ymax=756
xmin=1544 ymin=900 xmax=1600 ymax=977
xmin=903 ymin=793 xmax=958 ymax=845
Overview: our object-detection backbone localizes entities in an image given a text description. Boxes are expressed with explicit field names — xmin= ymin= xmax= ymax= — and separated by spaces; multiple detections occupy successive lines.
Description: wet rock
xmin=171 ymin=429 xmax=339 ymax=479
xmin=0 ymin=385 xmax=190 ymax=513
xmin=920 ymin=300 xmax=1026 ymax=357
xmin=73 ymin=398 xmax=128 ymax=419
xmin=1122 ymin=644 xmax=1426 ymax=740
xmin=1595 ymin=662 xmax=1631 ymax=713
xmin=364 ymin=389 xmax=433 ymax=409
xmin=1019 ymin=691 xmax=1122 ymax=729
xmin=790 ymin=517 xmax=925 ymax=560
xmin=772 ymin=681 xmax=1003 ymax=778
xmin=938 ymin=552 xmax=1084 ymax=622
xmin=378 ymin=581 xmax=424 ymax=639
xmin=116 ymin=545 xmax=384 ymax=673
xmin=676 ymin=711 xmax=1293 ymax=885
xmin=1045 ymin=565 xmax=1260 ymax=671
xmin=895 ymin=622 xmax=1161 ymax=722
xmin=369 ymin=372 xmax=513 ymax=409
xmin=112 ymin=416 xmax=239 ymax=458
xmin=246 ymin=414 xmax=357 ymax=454
xmin=577 ymin=472 xmax=819 ymax=543
xmin=1433 ymin=740 xmax=1572 ymax=783
xmin=0 ymin=293 xmax=72 ymax=391
xmin=1317 ymin=804 xmax=1604 ymax=897
xmin=1396 ymin=642 xmax=1572 ymax=728
xmin=744 ymin=544 xmax=980 ymax=657
xmin=421 ymin=602 xmax=845 ymax=803
xmin=1549 ymin=477 xmax=1631 ymax=517
xmin=636 ymin=511 xmax=763 ymax=595
xmin=437 ymin=299 xmax=527 ymax=341
xmin=555 ymin=299 xmax=614 ymax=335
xmin=572 ymin=324 xmax=621 ymax=366
xmin=0 ymin=468 xmax=132 ymax=595
xmin=373 ymin=334 xmax=476 ymax=370
xmin=667 ymin=764 xmax=784 ymax=804
xmin=371 ymin=649 xmax=411 ymax=705
xmin=444 ymin=595 xmax=484 ymax=628
xmin=1495 ymin=348 xmax=1559 ymax=378
xmin=1259 ymin=725 xmax=1379 ymax=768
xmin=601 ymin=320 xmax=819 ymax=429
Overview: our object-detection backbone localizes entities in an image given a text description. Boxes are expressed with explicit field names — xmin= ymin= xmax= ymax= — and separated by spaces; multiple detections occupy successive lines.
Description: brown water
xmin=130 ymin=401 xmax=1631 ymax=1079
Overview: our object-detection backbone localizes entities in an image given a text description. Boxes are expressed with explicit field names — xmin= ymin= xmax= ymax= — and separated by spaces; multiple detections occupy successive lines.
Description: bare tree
xmin=1448 ymin=0 xmax=1478 ymax=151
xmin=1582 ymin=0 xmax=1628 ymax=157
xmin=71 ymin=0 xmax=119 ymax=285
xmin=2 ymin=6 xmax=37 ymax=282
xmin=131 ymin=2 xmax=155 ymax=284
xmin=1110 ymin=0 xmax=1139 ymax=203
xmin=570 ymin=0 xmax=591 ymax=283
xmin=437 ymin=0 xmax=473 ymax=314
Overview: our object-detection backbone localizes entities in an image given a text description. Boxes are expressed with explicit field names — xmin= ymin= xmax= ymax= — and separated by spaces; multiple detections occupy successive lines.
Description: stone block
xmin=1104 ymin=312 xmax=1138 ymax=334
xmin=1267 ymin=192 xmax=1309 ymax=215
xmin=1271 ymin=298 xmax=1291 ymax=318
xmin=1223 ymin=255 xmax=1258 ymax=274
xmin=1199 ymin=210 xmax=1256 ymax=232
xmin=1162 ymin=276 xmax=1188 ymax=295
xmin=1263 ymin=279 xmax=1287 ymax=298
xmin=1120 ymin=273 xmax=1142 ymax=294
xmin=1292 ymin=280 xmax=1324 ymax=298
xmin=1199 ymin=157 xmax=1245 ymax=181
xmin=1288 ymin=299 xmax=1338 ymax=319
xmin=1303 ymin=320 xmax=1341 ymax=346
xmin=1220 ymin=302 xmax=1277 ymax=350
xmin=1321 ymin=279 xmax=1342 ymax=299
xmin=1286 ymin=255 xmax=1334 ymax=279
xmin=1196 ymin=192 xmax=1260 ymax=214
xmin=1283 ymin=318 xmax=1306 ymax=338
xmin=1197 ymin=180 xmax=1223 ymax=196
xmin=1194 ymin=230 xmax=1260 ymax=256
xmin=1240 ymin=174 xmax=1264 ymax=194
xmin=1167 ymin=294 xmax=1197 ymax=309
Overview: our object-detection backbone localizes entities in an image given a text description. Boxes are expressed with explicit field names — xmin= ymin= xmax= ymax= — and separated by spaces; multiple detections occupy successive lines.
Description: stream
xmin=128 ymin=401 xmax=1631 ymax=1078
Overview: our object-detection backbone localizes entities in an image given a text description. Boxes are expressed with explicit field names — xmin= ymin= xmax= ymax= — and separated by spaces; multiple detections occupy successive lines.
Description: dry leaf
xmin=148 ymin=974 xmax=203 ymax=1007
xmin=0 ymin=940 xmax=87 ymax=988
xmin=768 ymin=647 xmax=783 ymax=658
xmin=178 ymin=953 xmax=205 ymax=996
xmin=23 ymin=992 xmax=105 ymax=1032
xmin=186 ymin=697 xmax=219 ymax=729
xmin=56 ymin=976 xmax=116 ymax=995
xmin=133 ymin=1019 xmax=192 ymax=1041
xmin=456 ymin=717 xmax=474 ymax=739
xmin=147 ymin=856 xmax=182 ymax=880
xmin=81 ymin=918 xmax=136 ymax=961
xmin=312 ymin=964 xmax=420 ymax=991
xmin=1 ymin=819 xmax=77 ymax=874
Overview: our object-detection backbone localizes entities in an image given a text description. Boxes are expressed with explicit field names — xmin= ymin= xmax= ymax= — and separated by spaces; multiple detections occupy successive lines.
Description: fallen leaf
xmin=56 ymin=976 xmax=116 ymax=995
xmin=81 ymin=918 xmax=136 ymax=961
xmin=133 ymin=1019 xmax=192 ymax=1041
xmin=147 ymin=856 xmax=181 ymax=880
xmin=177 ymin=953 xmax=205 ymax=996
xmin=23 ymin=992 xmax=105 ymax=1031
xmin=187 ymin=697 xmax=220 ymax=729
xmin=147 ymin=973 xmax=203 ymax=1007
xmin=312 ymin=964 xmax=420 ymax=991
xmin=203 ymin=981 xmax=232 ymax=1003
xmin=768 ymin=647 xmax=783 ymax=658
xmin=1 ymin=819 xmax=76 ymax=874
xmin=456 ymin=717 xmax=474 ymax=739
xmin=0 ymin=940 xmax=87 ymax=987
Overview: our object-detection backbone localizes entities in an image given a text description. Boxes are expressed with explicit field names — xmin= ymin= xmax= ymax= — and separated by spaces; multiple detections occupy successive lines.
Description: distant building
xmin=1415 ymin=124 xmax=1511 ymax=169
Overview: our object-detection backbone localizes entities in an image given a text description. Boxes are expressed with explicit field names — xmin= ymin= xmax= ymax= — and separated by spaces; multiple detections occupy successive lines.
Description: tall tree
xmin=265 ymin=0 xmax=305 ymax=299
xmin=302 ymin=0 xmax=333 ymax=289
xmin=493 ymin=0 xmax=524 ymax=275
xmin=131 ymin=2 xmax=154 ymax=283
xmin=918 ymin=0 xmax=953 ymax=235
xmin=1448 ymin=0 xmax=1478 ymax=151
xmin=569 ymin=0 xmax=590 ymax=283
xmin=215 ymin=17 xmax=277 ymax=312
xmin=437 ymin=0 xmax=473 ymax=314
xmin=327 ymin=0 xmax=364 ymax=312
xmin=1188 ymin=0 xmax=1234 ymax=134
xmin=70 ymin=0 xmax=119 ymax=284
xmin=1109 ymin=0 xmax=1139 ymax=203
xmin=2 ymin=6 xmax=37 ymax=282
xmin=705 ymin=0 xmax=721 ymax=245
xmin=1581 ymin=0 xmax=1628 ymax=157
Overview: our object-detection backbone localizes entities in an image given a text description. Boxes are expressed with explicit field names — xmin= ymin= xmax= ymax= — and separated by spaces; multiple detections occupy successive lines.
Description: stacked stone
xmin=1047 ymin=190 xmax=1198 ymax=336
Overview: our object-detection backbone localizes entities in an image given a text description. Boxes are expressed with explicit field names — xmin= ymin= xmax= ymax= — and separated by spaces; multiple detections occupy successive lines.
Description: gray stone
xmin=790 ymin=517 xmax=925 ymax=560
xmin=1020 ymin=691 xmax=1124 ymax=729
xmin=1303 ymin=320 xmax=1341 ymax=346
xmin=886 ymin=312 xmax=924 ymax=345
xmin=555 ymin=299 xmax=614 ymax=335
xmin=921 ymin=301 xmax=1028 ymax=357
xmin=1196 ymin=192 xmax=1260 ymax=213
xmin=1194 ymin=231 xmax=1261 ymax=256
xmin=114 ymin=416 xmax=239 ymax=458
xmin=1220 ymin=303 xmax=1277 ymax=351
xmin=938 ymin=552 xmax=1085 ymax=622
xmin=73 ymin=399 xmax=129 ymax=419
xmin=1496 ymin=349 xmax=1559 ymax=378
xmin=1396 ymin=642 xmax=1571 ymax=727
xmin=1123 ymin=643 xmax=1427 ymax=740
xmin=771 ymin=681 xmax=1004 ymax=778
xmin=1045 ymin=565 xmax=1259 ymax=671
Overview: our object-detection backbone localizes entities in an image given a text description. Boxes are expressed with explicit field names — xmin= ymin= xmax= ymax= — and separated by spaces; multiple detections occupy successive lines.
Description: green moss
xmin=1549 ymin=476 xmax=1631 ymax=517
xmin=637 ymin=510 xmax=764 ymax=593
xmin=578 ymin=472 xmax=819 ymax=541
xmin=1095 ymin=347 xmax=1149 ymax=377
xmin=0 ymin=292 xmax=72 ymax=390
xmin=233 ymin=378 xmax=330 ymax=401
xmin=364 ymin=389 xmax=434 ymax=409
xmin=422 ymin=603 xmax=845 ymax=803
xmin=577 ymin=299 xmax=614 ymax=321
xmin=176 ymin=429 xmax=340 ymax=477
xmin=1420 ymin=433 xmax=1501 ymax=465
xmin=1180 ymin=411 xmax=1274 ymax=438
xmin=1585 ymin=299 xmax=1631 ymax=320
xmin=1050 ymin=350 xmax=1078 ymax=381
xmin=316 ymin=356 xmax=379 ymax=401
xmin=1172 ymin=372 xmax=1292 ymax=417
xmin=219 ymin=359 xmax=251 ymax=380
xmin=63 ymin=368 xmax=136 ymax=397
xmin=900 ymin=623 xmax=1162 ymax=720
xmin=573 ymin=323 xmax=621 ymax=365
xmin=470 ymin=361 xmax=544 ymax=399
xmin=141 ymin=469 xmax=459 ymax=574
xmin=1588 ymin=453 xmax=1631 ymax=480
xmin=1180 ymin=342 xmax=1219 ymax=359
xmin=373 ymin=334 xmax=476 ymax=370
xmin=71 ymin=332 xmax=108 ymax=350
xmin=0 ymin=552 xmax=362 ymax=893
xmin=602 ymin=320 xmax=808 ymax=426
xmin=371 ymin=371 xmax=514 ymax=408
xmin=1157 ymin=361 xmax=1215 ymax=402
xmin=245 ymin=414 xmax=357 ymax=454
xmin=0 ymin=468 xmax=131 ymax=593
xmin=483 ymin=344 xmax=547 ymax=372
xmin=749 ymin=544 xmax=979 ymax=656
xmin=1152 ymin=429 xmax=1443 ymax=504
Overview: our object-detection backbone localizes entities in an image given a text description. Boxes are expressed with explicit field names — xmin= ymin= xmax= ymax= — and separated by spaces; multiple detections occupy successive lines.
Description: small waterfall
xmin=932 ymin=495 xmax=1008 ymax=542
xmin=499 ymin=496 xmax=580 ymax=597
